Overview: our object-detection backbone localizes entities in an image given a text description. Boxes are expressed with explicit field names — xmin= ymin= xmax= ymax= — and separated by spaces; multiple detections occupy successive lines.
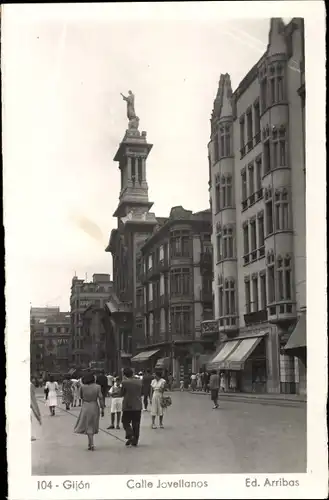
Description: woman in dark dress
xmin=74 ymin=373 xmax=105 ymax=451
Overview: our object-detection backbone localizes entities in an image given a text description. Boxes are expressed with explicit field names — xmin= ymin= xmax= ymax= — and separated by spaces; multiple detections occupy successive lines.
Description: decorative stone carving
xmin=244 ymin=275 xmax=250 ymax=282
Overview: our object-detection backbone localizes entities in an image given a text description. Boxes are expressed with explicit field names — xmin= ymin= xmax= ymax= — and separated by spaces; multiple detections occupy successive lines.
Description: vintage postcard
xmin=3 ymin=1 xmax=327 ymax=499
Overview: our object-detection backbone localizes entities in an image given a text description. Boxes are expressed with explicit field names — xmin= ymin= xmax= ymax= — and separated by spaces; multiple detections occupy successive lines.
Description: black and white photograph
xmin=4 ymin=2 xmax=327 ymax=499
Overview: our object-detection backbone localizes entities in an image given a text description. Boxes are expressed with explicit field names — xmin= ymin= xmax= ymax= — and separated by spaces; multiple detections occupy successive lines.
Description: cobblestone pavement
xmin=32 ymin=390 xmax=306 ymax=475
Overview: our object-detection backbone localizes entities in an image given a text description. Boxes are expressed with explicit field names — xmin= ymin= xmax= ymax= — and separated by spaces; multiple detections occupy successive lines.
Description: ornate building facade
xmin=43 ymin=312 xmax=71 ymax=374
xmin=206 ymin=18 xmax=306 ymax=395
xmin=30 ymin=306 xmax=60 ymax=377
xmin=132 ymin=206 xmax=214 ymax=379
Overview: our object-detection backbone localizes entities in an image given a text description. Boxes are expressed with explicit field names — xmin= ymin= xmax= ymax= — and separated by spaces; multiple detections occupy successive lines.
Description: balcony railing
xmin=171 ymin=333 xmax=194 ymax=342
xmin=201 ymin=320 xmax=218 ymax=338
xmin=244 ymin=309 xmax=268 ymax=326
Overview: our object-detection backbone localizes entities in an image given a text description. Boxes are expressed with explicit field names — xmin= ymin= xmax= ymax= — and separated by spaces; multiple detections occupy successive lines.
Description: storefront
xmin=283 ymin=313 xmax=306 ymax=396
xmin=207 ymin=334 xmax=267 ymax=393
xmin=131 ymin=349 xmax=160 ymax=372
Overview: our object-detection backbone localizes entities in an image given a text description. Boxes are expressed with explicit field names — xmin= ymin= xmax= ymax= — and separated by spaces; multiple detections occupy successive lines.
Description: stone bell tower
xmin=113 ymin=91 xmax=154 ymax=219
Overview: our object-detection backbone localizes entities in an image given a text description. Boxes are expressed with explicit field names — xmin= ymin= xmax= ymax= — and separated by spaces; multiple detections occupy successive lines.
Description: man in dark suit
xmin=96 ymin=370 xmax=109 ymax=406
xmin=120 ymin=367 xmax=142 ymax=446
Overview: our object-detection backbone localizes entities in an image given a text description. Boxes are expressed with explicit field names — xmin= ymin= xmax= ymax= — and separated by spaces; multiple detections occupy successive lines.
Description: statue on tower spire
xmin=120 ymin=90 xmax=139 ymax=130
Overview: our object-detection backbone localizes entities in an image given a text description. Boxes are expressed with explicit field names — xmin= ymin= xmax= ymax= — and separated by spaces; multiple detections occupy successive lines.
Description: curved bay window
xmin=217 ymin=275 xmax=237 ymax=328
xmin=277 ymin=255 xmax=292 ymax=302
xmin=272 ymin=125 xmax=287 ymax=169
xmin=219 ymin=123 xmax=232 ymax=158
xmin=170 ymin=268 xmax=192 ymax=297
xmin=274 ymin=188 xmax=290 ymax=231
xmin=222 ymin=225 xmax=234 ymax=259
xmin=221 ymin=175 xmax=233 ymax=208
xmin=171 ymin=305 xmax=193 ymax=338
xmin=170 ymin=230 xmax=191 ymax=259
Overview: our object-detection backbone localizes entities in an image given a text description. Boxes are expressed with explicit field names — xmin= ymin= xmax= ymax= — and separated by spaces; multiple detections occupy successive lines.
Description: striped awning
xmin=131 ymin=349 xmax=160 ymax=362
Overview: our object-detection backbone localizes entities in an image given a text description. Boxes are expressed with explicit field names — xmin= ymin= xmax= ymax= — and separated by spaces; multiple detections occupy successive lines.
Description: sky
xmin=3 ymin=4 xmax=295 ymax=311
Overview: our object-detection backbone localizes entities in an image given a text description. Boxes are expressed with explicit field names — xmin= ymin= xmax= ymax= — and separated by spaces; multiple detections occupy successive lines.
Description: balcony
xmin=158 ymin=258 xmax=169 ymax=273
xmin=201 ymin=320 xmax=218 ymax=338
xmin=200 ymin=252 xmax=212 ymax=271
xmin=160 ymin=295 xmax=169 ymax=308
xmin=268 ymin=302 xmax=297 ymax=324
xmin=244 ymin=309 xmax=268 ymax=326
xmin=200 ymin=290 xmax=213 ymax=304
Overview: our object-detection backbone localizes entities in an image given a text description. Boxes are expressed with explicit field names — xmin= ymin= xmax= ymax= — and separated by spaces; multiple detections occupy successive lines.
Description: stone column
xmin=192 ymin=355 xmax=197 ymax=373
xmin=266 ymin=329 xmax=280 ymax=393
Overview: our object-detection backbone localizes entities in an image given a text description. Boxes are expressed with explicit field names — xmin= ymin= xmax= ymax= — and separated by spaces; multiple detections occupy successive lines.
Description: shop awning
xmin=284 ymin=314 xmax=306 ymax=353
xmin=197 ymin=354 xmax=212 ymax=366
xmin=131 ymin=349 xmax=160 ymax=362
xmin=207 ymin=340 xmax=240 ymax=370
xmin=224 ymin=336 xmax=264 ymax=371
xmin=155 ymin=357 xmax=170 ymax=369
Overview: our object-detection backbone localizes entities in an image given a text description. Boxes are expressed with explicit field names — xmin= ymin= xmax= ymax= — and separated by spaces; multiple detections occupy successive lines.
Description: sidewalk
xmin=178 ymin=389 xmax=307 ymax=407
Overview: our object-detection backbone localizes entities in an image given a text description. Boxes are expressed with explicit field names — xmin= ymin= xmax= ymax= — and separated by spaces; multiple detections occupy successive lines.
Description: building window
xmin=263 ymin=139 xmax=271 ymax=174
xmin=245 ymin=278 xmax=251 ymax=313
xmin=255 ymin=156 xmax=262 ymax=196
xmin=223 ymin=226 xmax=234 ymax=259
xmin=274 ymin=188 xmax=290 ymax=231
xmin=252 ymin=275 xmax=259 ymax=312
xmin=225 ymin=124 xmax=232 ymax=156
xmin=213 ymin=134 xmax=219 ymax=163
xmin=277 ymin=255 xmax=292 ymax=301
xmin=131 ymin=157 xmax=136 ymax=182
xmin=254 ymin=99 xmax=261 ymax=142
xmin=243 ymin=222 xmax=249 ymax=262
xmin=222 ymin=175 xmax=233 ymax=208
xmin=269 ymin=65 xmax=276 ymax=105
xmin=170 ymin=230 xmax=191 ymax=258
xmin=250 ymin=218 xmax=257 ymax=260
xmin=272 ymin=126 xmax=287 ymax=169
xmin=260 ymin=271 xmax=267 ymax=310
xmin=170 ymin=268 xmax=191 ymax=296
xmin=216 ymin=224 xmax=222 ymax=262
xmin=257 ymin=211 xmax=265 ymax=256
xmin=218 ymin=276 xmax=224 ymax=318
xmin=240 ymin=115 xmax=245 ymax=156
xmin=241 ymin=169 xmax=247 ymax=209
xmin=248 ymin=163 xmax=255 ymax=199
xmin=246 ymin=108 xmax=253 ymax=150
xmin=138 ymin=158 xmax=143 ymax=183
xmin=265 ymin=190 xmax=273 ymax=236
xmin=215 ymin=174 xmax=220 ymax=213
xmin=260 ymin=76 xmax=267 ymax=113
xmin=171 ymin=305 xmax=192 ymax=336
xmin=267 ymin=252 xmax=275 ymax=303
xmin=224 ymin=279 xmax=236 ymax=316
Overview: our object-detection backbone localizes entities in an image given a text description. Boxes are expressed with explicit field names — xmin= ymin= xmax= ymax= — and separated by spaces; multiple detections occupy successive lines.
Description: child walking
xmin=107 ymin=377 xmax=123 ymax=430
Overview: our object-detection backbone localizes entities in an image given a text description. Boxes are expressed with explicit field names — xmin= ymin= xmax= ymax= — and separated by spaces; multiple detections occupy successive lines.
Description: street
xmin=32 ymin=390 xmax=306 ymax=475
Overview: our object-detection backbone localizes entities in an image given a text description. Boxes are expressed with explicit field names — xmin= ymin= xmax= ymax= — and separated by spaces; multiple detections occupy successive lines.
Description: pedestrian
xmin=62 ymin=378 xmax=74 ymax=410
xmin=72 ymin=379 xmax=80 ymax=407
xmin=205 ymin=371 xmax=211 ymax=392
xmin=190 ymin=373 xmax=197 ymax=391
xmin=151 ymin=370 xmax=166 ymax=429
xmin=45 ymin=375 xmax=59 ymax=416
xmin=30 ymin=382 xmax=42 ymax=441
xmin=179 ymin=378 xmax=184 ymax=391
xmin=167 ymin=373 xmax=173 ymax=391
xmin=229 ymin=371 xmax=237 ymax=392
xmin=107 ymin=377 xmax=123 ymax=430
xmin=120 ymin=367 xmax=142 ymax=447
xmin=141 ymin=369 xmax=153 ymax=411
xmin=196 ymin=372 xmax=202 ymax=391
xmin=74 ymin=372 xmax=105 ymax=451
xmin=209 ymin=370 xmax=220 ymax=409
xmin=96 ymin=370 xmax=109 ymax=406
xmin=220 ymin=372 xmax=227 ymax=393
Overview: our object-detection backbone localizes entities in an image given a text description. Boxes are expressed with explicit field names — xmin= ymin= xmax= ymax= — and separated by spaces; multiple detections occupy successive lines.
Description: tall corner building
xmin=206 ymin=18 xmax=306 ymax=395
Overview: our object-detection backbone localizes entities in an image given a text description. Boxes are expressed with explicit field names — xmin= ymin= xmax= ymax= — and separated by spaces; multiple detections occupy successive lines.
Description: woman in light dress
xmin=45 ymin=375 xmax=59 ymax=416
xmin=74 ymin=372 xmax=105 ymax=451
xmin=151 ymin=370 xmax=166 ymax=429
xmin=196 ymin=372 xmax=202 ymax=391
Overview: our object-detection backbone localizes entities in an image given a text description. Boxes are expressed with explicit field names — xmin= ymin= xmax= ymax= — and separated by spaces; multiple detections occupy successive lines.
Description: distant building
xmin=43 ymin=313 xmax=71 ymax=373
xmin=205 ymin=18 xmax=306 ymax=394
xmin=30 ymin=306 xmax=60 ymax=376
xmin=70 ymin=274 xmax=113 ymax=368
